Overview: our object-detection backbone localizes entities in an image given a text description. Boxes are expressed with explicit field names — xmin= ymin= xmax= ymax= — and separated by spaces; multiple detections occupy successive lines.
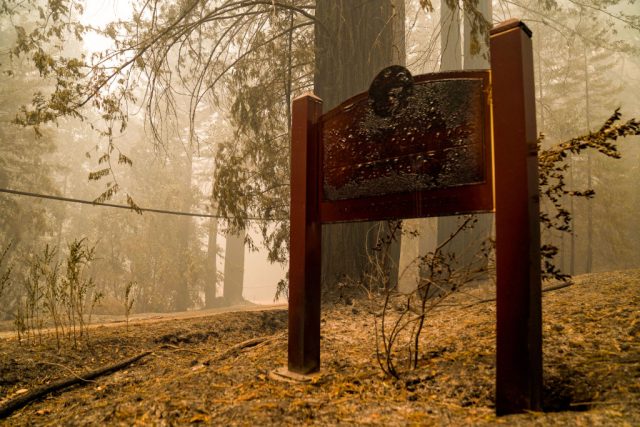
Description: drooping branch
xmin=537 ymin=108 xmax=640 ymax=280
xmin=501 ymin=0 xmax=640 ymax=54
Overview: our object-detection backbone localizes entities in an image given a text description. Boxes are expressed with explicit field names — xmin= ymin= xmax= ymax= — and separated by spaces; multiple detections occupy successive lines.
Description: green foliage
xmin=368 ymin=107 xmax=640 ymax=377
xmin=459 ymin=0 xmax=491 ymax=56
xmin=2 ymin=1 xmax=319 ymax=255
xmin=516 ymin=0 xmax=640 ymax=276
xmin=275 ymin=275 xmax=289 ymax=302
xmin=62 ymin=238 xmax=101 ymax=345
xmin=3 ymin=0 xmax=317 ymax=206
xmin=0 ymin=2 xmax=84 ymax=257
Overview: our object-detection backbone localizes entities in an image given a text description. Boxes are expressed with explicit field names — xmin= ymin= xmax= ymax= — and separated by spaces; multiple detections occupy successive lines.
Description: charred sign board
xmin=323 ymin=70 xmax=486 ymax=200
xmin=319 ymin=69 xmax=493 ymax=222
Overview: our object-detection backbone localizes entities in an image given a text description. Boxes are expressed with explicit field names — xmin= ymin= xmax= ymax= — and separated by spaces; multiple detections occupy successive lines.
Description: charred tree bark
xmin=314 ymin=0 xmax=405 ymax=286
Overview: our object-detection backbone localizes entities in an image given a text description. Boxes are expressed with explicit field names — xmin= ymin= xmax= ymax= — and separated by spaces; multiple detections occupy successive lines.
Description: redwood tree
xmin=314 ymin=0 xmax=405 ymax=285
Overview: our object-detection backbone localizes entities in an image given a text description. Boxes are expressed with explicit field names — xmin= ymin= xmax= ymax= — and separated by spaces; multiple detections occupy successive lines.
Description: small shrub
xmin=124 ymin=280 xmax=136 ymax=331
xmin=370 ymin=217 xmax=488 ymax=379
xmin=0 ymin=243 xmax=12 ymax=301
xmin=61 ymin=238 xmax=100 ymax=346
xmin=0 ymin=243 xmax=14 ymax=323
xmin=6 ymin=238 xmax=101 ymax=348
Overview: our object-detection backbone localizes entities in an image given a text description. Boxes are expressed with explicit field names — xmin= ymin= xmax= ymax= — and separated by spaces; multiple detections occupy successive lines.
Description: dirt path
xmin=0 ymin=303 xmax=287 ymax=339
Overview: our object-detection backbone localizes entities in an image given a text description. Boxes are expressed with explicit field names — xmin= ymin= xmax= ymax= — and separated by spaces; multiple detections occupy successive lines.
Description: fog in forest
xmin=2 ymin=0 xmax=640 ymax=424
xmin=0 ymin=0 xmax=638 ymax=322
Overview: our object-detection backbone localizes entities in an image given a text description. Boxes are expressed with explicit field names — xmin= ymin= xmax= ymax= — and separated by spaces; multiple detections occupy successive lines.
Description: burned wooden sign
xmin=322 ymin=67 xmax=488 ymax=202
xmin=288 ymin=19 xmax=543 ymax=417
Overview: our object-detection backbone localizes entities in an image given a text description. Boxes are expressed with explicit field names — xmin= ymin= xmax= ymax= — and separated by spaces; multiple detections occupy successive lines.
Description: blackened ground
xmin=0 ymin=270 xmax=638 ymax=426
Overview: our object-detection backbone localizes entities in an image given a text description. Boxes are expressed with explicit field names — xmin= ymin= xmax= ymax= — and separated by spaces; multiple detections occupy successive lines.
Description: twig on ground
xmin=462 ymin=281 xmax=575 ymax=308
xmin=570 ymin=400 xmax=638 ymax=407
xmin=0 ymin=351 xmax=151 ymax=419
xmin=159 ymin=344 xmax=206 ymax=355
xmin=541 ymin=281 xmax=575 ymax=294
xmin=36 ymin=361 xmax=96 ymax=383
xmin=211 ymin=333 xmax=284 ymax=363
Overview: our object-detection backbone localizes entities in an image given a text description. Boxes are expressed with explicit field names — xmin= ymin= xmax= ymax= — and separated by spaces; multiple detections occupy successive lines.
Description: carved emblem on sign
xmin=368 ymin=65 xmax=414 ymax=117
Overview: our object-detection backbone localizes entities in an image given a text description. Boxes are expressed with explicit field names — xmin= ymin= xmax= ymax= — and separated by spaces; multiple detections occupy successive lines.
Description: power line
xmin=0 ymin=187 xmax=287 ymax=222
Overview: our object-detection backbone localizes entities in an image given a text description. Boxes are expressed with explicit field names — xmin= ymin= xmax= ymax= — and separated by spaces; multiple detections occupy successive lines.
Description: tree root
xmin=0 ymin=351 xmax=151 ymax=419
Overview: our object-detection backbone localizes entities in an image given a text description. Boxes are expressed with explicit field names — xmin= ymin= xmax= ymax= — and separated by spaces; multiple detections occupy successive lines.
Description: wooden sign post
xmin=490 ymin=20 xmax=543 ymax=414
xmin=287 ymin=19 xmax=542 ymax=415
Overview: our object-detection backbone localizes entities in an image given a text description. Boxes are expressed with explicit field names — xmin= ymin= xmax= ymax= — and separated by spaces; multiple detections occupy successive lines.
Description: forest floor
xmin=0 ymin=270 xmax=639 ymax=426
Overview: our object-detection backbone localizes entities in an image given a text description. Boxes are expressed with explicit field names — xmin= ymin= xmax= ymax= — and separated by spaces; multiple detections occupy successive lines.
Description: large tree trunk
xmin=204 ymin=215 xmax=218 ymax=308
xmin=174 ymin=154 xmax=194 ymax=312
xmin=583 ymin=48 xmax=592 ymax=274
xmin=435 ymin=1 xmax=493 ymax=271
xmin=314 ymin=0 xmax=405 ymax=286
xmin=440 ymin=0 xmax=462 ymax=70
xmin=223 ymin=230 xmax=245 ymax=304
xmin=399 ymin=0 xmax=465 ymax=291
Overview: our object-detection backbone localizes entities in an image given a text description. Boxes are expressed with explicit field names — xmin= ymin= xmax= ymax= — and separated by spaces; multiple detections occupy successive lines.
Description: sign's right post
xmin=490 ymin=20 xmax=543 ymax=415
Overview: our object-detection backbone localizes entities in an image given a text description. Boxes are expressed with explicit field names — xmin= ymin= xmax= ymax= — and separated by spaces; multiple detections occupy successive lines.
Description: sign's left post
xmin=288 ymin=94 xmax=323 ymax=374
